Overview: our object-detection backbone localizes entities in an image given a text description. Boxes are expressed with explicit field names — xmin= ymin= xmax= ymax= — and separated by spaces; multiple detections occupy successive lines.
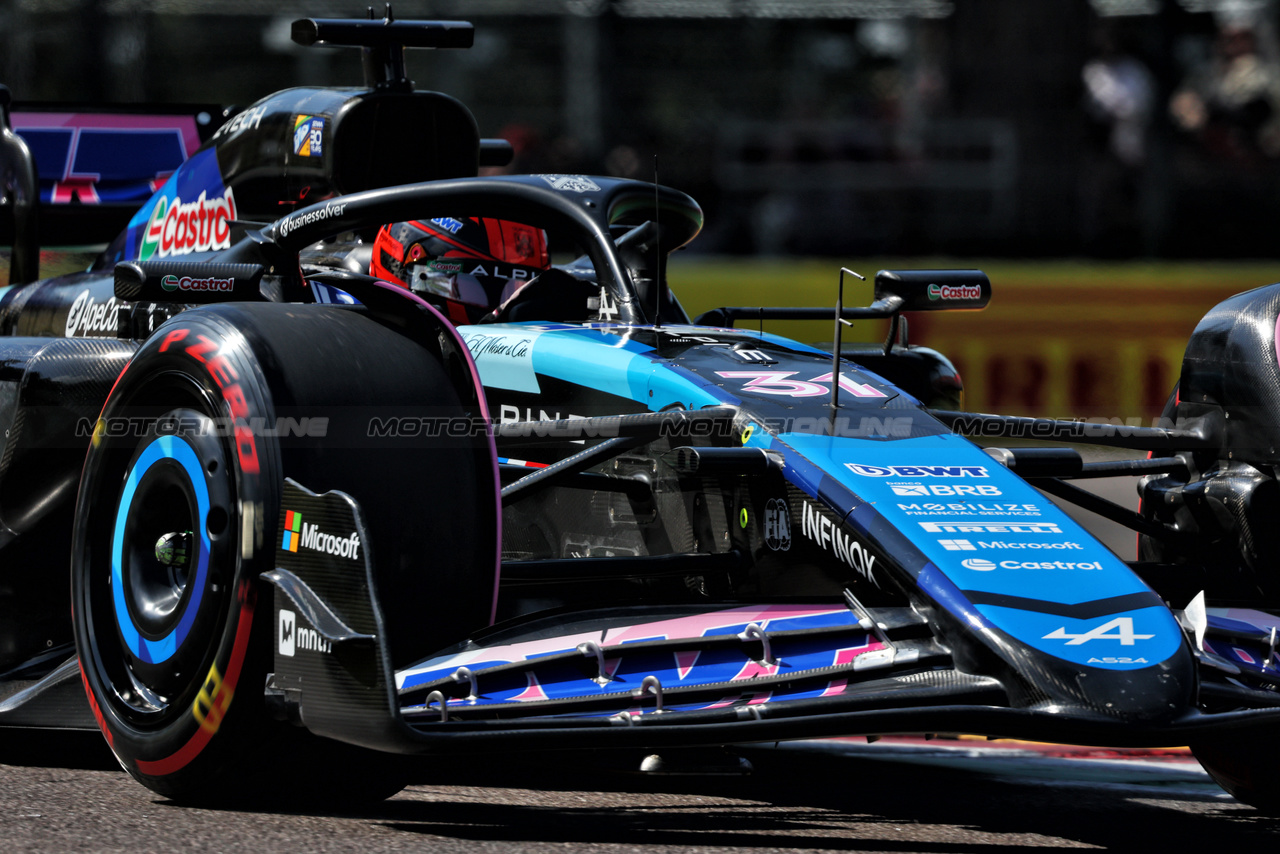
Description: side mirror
xmin=874 ymin=269 xmax=990 ymax=311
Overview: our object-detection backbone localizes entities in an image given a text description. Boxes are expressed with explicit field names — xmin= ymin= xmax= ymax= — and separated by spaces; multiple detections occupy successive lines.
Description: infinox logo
xmin=927 ymin=282 xmax=983 ymax=301
xmin=161 ymin=274 xmax=234 ymax=293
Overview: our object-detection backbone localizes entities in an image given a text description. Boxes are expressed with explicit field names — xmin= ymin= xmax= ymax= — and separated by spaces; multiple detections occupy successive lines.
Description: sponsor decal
xmin=538 ymin=174 xmax=602 ymax=193
xmin=140 ymin=187 xmax=238 ymax=260
xmin=1043 ymin=617 xmax=1154 ymax=646
xmin=717 ymin=371 xmax=888 ymax=399
xmin=292 ymin=115 xmax=325 ymax=157
xmin=279 ymin=609 xmax=295 ymax=656
xmin=213 ymin=104 xmax=267 ymax=140
xmin=962 ymin=557 xmax=1103 ymax=570
xmin=764 ymin=497 xmax=791 ymax=551
xmin=288 ymin=518 xmax=361 ymax=560
xmin=1088 ymin=657 xmax=1148 ymax=664
xmin=278 ymin=200 xmax=346 ymax=238
xmin=497 ymin=405 xmax=585 ymax=423
xmin=281 ymin=509 xmax=302 ymax=552
xmin=927 ymin=282 xmax=983 ymax=301
xmin=896 ymin=502 xmax=1042 ymax=517
xmin=424 ymin=259 xmax=464 ymax=274
xmin=278 ymin=608 xmax=331 ymax=656
xmin=940 ymin=539 xmax=976 ymax=551
xmin=847 ymin=464 xmax=989 ymax=478
xmin=920 ymin=521 xmax=1062 ymax=534
xmin=458 ymin=328 xmax=543 ymax=394
xmin=938 ymin=538 xmax=1082 ymax=551
xmin=466 ymin=334 xmax=532 ymax=360
xmin=161 ymin=274 xmax=235 ymax=293
xmin=192 ymin=663 xmax=233 ymax=735
xmin=731 ymin=348 xmax=776 ymax=364
xmin=890 ymin=482 xmax=1002 ymax=497
xmin=800 ymin=501 xmax=876 ymax=583
xmin=156 ymin=327 xmax=261 ymax=476
xmin=430 ymin=216 xmax=465 ymax=234
xmin=466 ymin=263 xmax=534 ymax=279
xmin=65 ymin=291 xmax=122 ymax=338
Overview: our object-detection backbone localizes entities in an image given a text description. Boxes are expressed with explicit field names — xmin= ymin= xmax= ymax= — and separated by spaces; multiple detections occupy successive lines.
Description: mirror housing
xmin=874 ymin=269 xmax=990 ymax=311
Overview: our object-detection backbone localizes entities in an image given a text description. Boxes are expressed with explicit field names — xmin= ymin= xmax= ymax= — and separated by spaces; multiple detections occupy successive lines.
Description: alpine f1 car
xmin=4 ymin=13 xmax=1280 ymax=808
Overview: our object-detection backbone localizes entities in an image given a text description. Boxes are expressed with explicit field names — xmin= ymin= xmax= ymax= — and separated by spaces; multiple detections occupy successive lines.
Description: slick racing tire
xmin=73 ymin=303 xmax=496 ymax=802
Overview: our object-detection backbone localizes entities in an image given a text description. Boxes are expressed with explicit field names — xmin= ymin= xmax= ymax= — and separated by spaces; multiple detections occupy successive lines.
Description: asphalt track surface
xmin=2 ymin=732 xmax=1278 ymax=853
xmin=5 ymin=461 xmax=1276 ymax=851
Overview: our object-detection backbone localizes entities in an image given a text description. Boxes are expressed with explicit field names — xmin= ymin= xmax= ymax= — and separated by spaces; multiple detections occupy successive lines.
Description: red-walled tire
xmin=72 ymin=304 xmax=497 ymax=802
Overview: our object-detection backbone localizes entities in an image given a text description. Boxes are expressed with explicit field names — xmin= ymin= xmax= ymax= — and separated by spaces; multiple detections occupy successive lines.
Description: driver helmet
xmin=371 ymin=217 xmax=550 ymax=324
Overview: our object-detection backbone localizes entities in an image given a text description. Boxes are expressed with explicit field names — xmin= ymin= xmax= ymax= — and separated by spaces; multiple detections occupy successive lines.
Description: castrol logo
xmin=927 ymin=283 xmax=982 ymax=301
xmin=141 ymin=188 xmax=237 ymax=260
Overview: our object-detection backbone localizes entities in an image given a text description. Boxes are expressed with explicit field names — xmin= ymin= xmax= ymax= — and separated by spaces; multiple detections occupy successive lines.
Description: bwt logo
xmin=846 ymin=464 xmax=989 ymax=478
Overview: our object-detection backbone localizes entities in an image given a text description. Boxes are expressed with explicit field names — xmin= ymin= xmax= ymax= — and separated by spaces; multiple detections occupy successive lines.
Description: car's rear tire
xmin=73 ymin=303 xmax=496 ymax=802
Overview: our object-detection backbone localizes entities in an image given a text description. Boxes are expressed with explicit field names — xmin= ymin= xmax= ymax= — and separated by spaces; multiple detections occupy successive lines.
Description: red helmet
xmin=371 ymin=217 xmax=550 ymax=324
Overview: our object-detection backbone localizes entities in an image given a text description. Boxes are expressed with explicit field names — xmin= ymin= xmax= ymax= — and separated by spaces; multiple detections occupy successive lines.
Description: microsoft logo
xmin=939 ymin=539 xmax=976 ymax=551
xmin=281 ymin=510 xmax=302 ymax=552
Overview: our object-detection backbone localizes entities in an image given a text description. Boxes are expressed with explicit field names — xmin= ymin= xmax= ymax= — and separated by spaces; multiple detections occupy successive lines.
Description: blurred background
xmin=5 ymin=0 xmax=1280 ymax=420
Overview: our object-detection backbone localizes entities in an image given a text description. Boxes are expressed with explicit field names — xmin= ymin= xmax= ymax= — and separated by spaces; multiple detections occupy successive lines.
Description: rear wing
xmin=1 ymin=88 xmax=223 ymax=282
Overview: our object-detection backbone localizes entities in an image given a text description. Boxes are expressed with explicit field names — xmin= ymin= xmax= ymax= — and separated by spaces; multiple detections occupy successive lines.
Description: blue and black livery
xmin=0 ymin=11 xmax=1278 ymax=810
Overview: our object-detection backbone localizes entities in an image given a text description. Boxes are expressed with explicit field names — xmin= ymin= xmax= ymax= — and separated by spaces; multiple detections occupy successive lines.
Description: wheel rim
xmin=113 ymin=435 xmax=211 ymax=663
xmin=90 ymin=407 xmax=235 ymax=725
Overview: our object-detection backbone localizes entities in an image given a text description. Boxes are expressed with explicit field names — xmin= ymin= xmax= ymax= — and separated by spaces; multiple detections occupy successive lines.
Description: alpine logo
xmin=846 ymin=464 xmax=989 ymax=478
xmin=1043 ymin=617 xmax=1154 ymax=646
xmin=927 ymin=283 xmax=983 ymax=301
xmin=161 ymin=274 xmax=234 ymax=293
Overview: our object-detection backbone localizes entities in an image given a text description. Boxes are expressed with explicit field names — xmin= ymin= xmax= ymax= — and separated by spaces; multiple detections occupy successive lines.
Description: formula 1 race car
xmin=3 ymin=13 xmax=1280 ymax=809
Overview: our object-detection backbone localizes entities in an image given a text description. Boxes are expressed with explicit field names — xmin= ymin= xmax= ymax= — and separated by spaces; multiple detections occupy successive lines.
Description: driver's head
xmin=371 ymin=217 xmax=550 ymax=324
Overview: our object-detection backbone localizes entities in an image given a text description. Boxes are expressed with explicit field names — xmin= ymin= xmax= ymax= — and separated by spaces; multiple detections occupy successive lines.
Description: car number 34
xmin=716 ymin=371 xmax=888 ymax=399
